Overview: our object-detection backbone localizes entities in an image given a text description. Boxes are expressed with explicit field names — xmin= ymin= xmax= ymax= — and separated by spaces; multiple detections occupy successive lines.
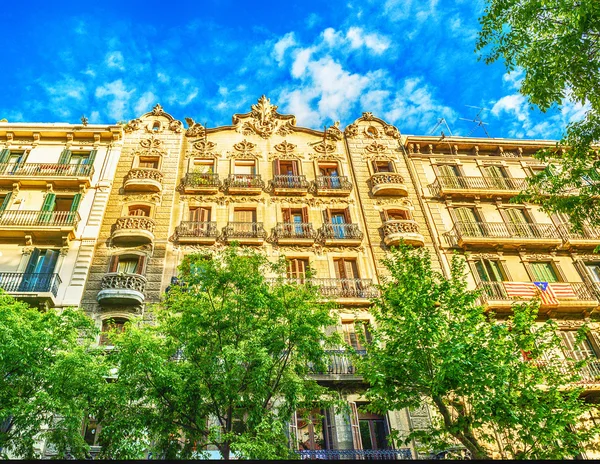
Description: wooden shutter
xmin=58 ymin=149 xmax=72 ymax=164
xmin=531 ymin=262 xmax=559 ymax=283
xmin=282 ymin=208 xmax=292 ymax=223
xmin=24 ymin=248 xmax=41 ymax=275
xmin=455 ymin=207 xmax=477 ymax=223
xmin=69 ymin=193 xmax=82 ymax=212
xmin=349 ymin=402 xmax=363 ymax=450
xmin=273 ymin=160 xmax=281 ymax=176
xmin=292 ymin=160 xmax=299 ymax=175
xmin=289 ymin=411 xmax=299 ymax=450
xmin=371 ymin=160 xmax=379 ymax=173
xmin=334 ymin=259 xmax=344 ymax=279
xmin=38 ymin=250 xmax=59 ymax=274
xmin=0 ymin=192 xmax=12 ymax=212
xmin=0 ymin=149 xmax=10 ymax=163
xmin=109 ymin=256 xmax=119 ymax=273
xmin=301 ymin=207 xmax=309 ymax=224
xmin=505 ymin=208 xmax=529 ymax=224
xmin=41 ymin=193 xmax=56 ymax=212
xmin=323 ymin=209 xmax=332 ymax=224
xmin=343 ymin=208 xmax=351 ymax=224
xmin=86 ymin=150 xmax=97 ymax=166
xmin=137 ymin=255 xmax=146 ymax=275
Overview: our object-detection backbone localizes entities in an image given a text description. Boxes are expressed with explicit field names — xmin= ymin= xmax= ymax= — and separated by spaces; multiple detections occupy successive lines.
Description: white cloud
xmin=95 ymin=80 xmax=135 ymax=120
xmin=346 ymin=27 xmax=390 ymax=54
xmin=273 ymin=32 xmax=296 ymax=65
xmin=134 ymin=91 xmax=157 ymax=114
xmin=291 ymin=47 xmax=314 ymax=78
xmin=105 ymin=51 xmax=125 ymax=71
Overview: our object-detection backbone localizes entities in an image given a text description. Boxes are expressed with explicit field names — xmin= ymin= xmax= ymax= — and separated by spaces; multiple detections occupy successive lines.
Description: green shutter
xmin=531 ymin=262 xmax=559 ymax=283
xmin=86 ymin=150 xmax=97 ymax=166
xmin=0 ymin=149 xmax=10 ymax=163
xmin=38 ymin=193 xmax=56 ymax=223
xmin=70 ymin=193 xmax=81 ymax=212
xmin=0 ymin=192 xmax=12 ymax=212
xmin=58 ymin=149 xmax=72 ymax=164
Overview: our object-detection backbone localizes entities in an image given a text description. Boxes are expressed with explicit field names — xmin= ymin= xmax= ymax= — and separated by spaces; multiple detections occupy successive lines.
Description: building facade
xmin=4 ymin=97 xmax=600 ymax=458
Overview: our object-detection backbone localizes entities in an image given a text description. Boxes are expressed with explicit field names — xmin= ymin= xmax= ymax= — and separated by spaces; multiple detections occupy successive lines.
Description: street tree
xmin=358 ymin=244 xmax=599 ymax=459
xmin=477 ymin=0 xmax=600 ymax=230
xmin=99 ymin=246 xmax=338 ymax=460
xmin=0 ymin=294 xmax=105 ymax=459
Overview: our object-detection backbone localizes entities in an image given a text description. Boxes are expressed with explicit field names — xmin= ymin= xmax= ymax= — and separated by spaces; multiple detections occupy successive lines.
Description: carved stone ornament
xmin=384 ymin=124 xmax=401 ymax=139
xmin=233 ymin=95 xmax=297 ymax=139
xmin=152 ymin=103 xmax=165 ymax=116
xmin=326 ymin=121 xmax=343 ymax=141
xmin=124 ymin=118 xmax=142 ymax=133
xmin=344 ymin=123 xmax=359 ymax=138
xmin=309 ymin=152 xmax=344 ymax=161
xmin=274 ymin=140 xmax=297 ymax=155
xmin=135 ymin=136 xmax=166 ymax=157
xmin=169 ymin=120 xmax=183 ymax=133
xmin=312 ymin=141 xmax=336 ymax=155
xmin=185 ymin=195 xmax=266 ymax=205
xmin=365 ymin=142 xmax=388 ymax=154
xmin=361 ymin=112 xmax=375 ymax=121
xmin=268 ymin=197 xmax=355 ymax=206
xmin=374 ymin=199 xmax=412 ymax=207
xmin=188 ymin=140 xmax=218 ymax=159
xmin=184 ymin=118 xmax=206 ymax=138
xmin=227 ymin=139 xmax=259 ymax=159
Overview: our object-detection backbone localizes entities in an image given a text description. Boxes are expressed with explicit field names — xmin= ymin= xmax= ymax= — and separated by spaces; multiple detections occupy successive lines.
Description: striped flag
xmin=548 ymin=283 xmax=577 ymax=300
xmin=503 ymin=282 xmax=578 ymax=306
xmin=504 ymin=282 xmax=539 ymax=300
xmin=533 ymin=282 xmax=558 ymax=306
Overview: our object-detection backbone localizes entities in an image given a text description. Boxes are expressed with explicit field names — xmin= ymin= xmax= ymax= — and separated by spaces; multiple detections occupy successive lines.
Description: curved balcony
xmin=370 ymin=173 xmax=408 ymax=196
xmin=111 ymin=216 xmax=155 ymax=245
xmin=223 ymin=174 xmax=264 ymax=195
xmin=181 ymin=173 xmax=220 ymax=194
xmin=317 ymin=223 xmax=363 ymax=246
xmin=222 ymin=222 xmax=267 ymax=245
xmin=429 ymin=175 xmax=528 ymax=199
xmin=383 ymin=220 xmax=425 ymax=247
xmin=444 ymin=221 xmax=562 ymax=249
xmin=97 ymin=273 xmax=146 ymax=305
xmin=314 ymin=176 xmax=353 ymax=196
xmin=174 ymin=221 xmax=218 ymax=244
xmin=123 ymin=168 xmax=163 ymax=192
xmin=269 ymin=175 xmax=309 ymax=195
xmin=272 ymin=222 xmax=316 ymax=245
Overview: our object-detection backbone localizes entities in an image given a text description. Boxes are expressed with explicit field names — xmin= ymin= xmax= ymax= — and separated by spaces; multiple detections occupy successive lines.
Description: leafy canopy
xmin=0 ymin=294 xmax=105 ymax=459
xmin=477 ymin=0 xmax=600 ymax=229
xmin=99 ymin=245 xmax=338 ymax=460
xmin=359 ymin=244 xmax=599 ymax=460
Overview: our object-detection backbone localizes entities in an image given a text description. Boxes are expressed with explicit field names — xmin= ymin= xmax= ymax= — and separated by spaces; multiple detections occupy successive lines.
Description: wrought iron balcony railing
xmin=0 ymin=272 xmax=61 ymax=296
xmin=174 ymin=221 xmax=218 ymax=239
xmin=0 ymin=162 xmax=94 ymax=178
xmin=114 ymin=216 xmax=156 ymax=233
xmin=536 ymin=359 xmax=600 ymax=385
xmin=270 ymin=174 xmax=309 ymax=190
xmin=429 ymin=175 xmax=528 ymax=196
xmin=223 ymin=174 xmax=265 ymax=190
xmin=100 ymin=273 xmax=147 ymax=293
xmin=181 ymin=172 xmax=220 ymax=189
xmin=315 ymin=175 xmax=353 ymax=192
xmin=449 ymin=221 xmax=560 ymax=241
xmin=318 ymin=223 xmax=364 ymax=241
xmin=310 ymin=349 xmax=366 ymax=376
xmin=273 ymin=222 xmax=316 ymax=240
xmin=371 ymin=172 xmax=405 ymax=185
xmin=0 ymin=210 xmax=80 ymax=228
xmin=383 ymin=219 xmax=420 ymax=236
xmin=477 ymin=281 xmax=597 ymax=303
xmin=313 ymin=278 xmax=379 ymax=298
xmin=125 ymin=167 xmax=164 ymax=183
xmin=557 ymin=223 xmax=600 ymax=242
xmin=222 ymin=222 xmax=267 ymax=239
xmin=297 ymin=449 xmax=412 ymax=460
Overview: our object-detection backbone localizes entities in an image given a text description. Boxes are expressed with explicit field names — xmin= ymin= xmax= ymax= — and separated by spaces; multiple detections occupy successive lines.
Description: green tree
xmin=359 ymin=244 xmax=599 ymax=459
xmin=99 ymin=246 xmax=337 ymax=460
xmin=0 ymin=294 xmax=105 ymax=459
xmin=477 ymin=0 xmax=600 ymax=230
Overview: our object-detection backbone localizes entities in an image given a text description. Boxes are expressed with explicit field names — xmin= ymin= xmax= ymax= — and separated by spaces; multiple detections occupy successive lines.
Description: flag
xmin=533 ymin=282 xmax=558 ymax=305
xmin=503 ymin=282 xmax=578 ymax=306
xmin=504 ymin=282 xmax=538 ymax=299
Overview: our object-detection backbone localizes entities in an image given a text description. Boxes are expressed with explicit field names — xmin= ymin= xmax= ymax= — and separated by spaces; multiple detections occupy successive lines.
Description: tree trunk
xmin=432 ymin=395 xmax=492 ymax=460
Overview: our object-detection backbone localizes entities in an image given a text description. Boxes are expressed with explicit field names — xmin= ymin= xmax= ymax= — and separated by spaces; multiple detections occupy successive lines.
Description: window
xmin=100 ymin=318 xmax=127 ymax=346
xmin=128 ymin=205 xmax=151 ymax=217
xmin=287 ymin=258 xmax=309 ymax=281
xmin=342 ymin=321 xmax=371 ymax=351
xmin=234 ymin=160 xmax=256 ymax=175
xmin=189 ymin=206 xmax=211 ymax=222
xmin=54 ymin=196 xmax=78 ymax=212
xmin=108 ymin=255 xmax=146 ymax=275
xmin=586 ymin=263 xmax=600 ymax=283
xmin=191 ymin=158 xmax=215 ymax=173
xmin=530 ymin=262 xmax=560 ymax=283
xmin=438 ymin=164 xmax=460 ymax=177
xmin=325 ymin=209 xmax=351 ymax=239
xmin=273 ymin=159 xmax=299 ymax=176
xmin=559 ymin=331 xmax=599 ymax=361
xmin=474 ymin=259 xmax=505 ymax=282
xmin=19 ymin=248 xmax=60 ymax=292
xmin=69 ymin=152 xmax=90 ymax=166
xmin=138 ymin=156 xmax=160 ymax=169
xmin=357 ymin=408 xmax=390 ymax=451
xmin=453 ymin=206 xmax=483 ymax=236
xmin=297 ymin=409 xmax=328 ymax=451
xmin=7 ymin=151 xmax=26 ymax=164
xmin=372 ymin=160 xmax=394 ymax=173
xmin=152 ymin=121 xmax=161 ymax=132
xmin=384 ymin=209 xmax=411 ymax=221
xmin=318 ymin=162 xmax=339 ymax=177
xmin=233 ymin=208 xmax=256 ymax=223
xmin=334 ymin=258 xmax=359 ymax=279
xmin=82 ymin=415 xmax=103 ymax=447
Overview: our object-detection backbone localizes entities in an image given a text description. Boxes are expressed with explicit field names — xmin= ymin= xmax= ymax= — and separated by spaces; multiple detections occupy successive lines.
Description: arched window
xmin=383 ymin=209 xmax=411 ymax=221
xmin=100 ymin=317 xmax=128 ymax=346
xmin=152 ymin=121 xmax=161 ymax=132
xmin=128 ymin=205 xmax=151 ymax=217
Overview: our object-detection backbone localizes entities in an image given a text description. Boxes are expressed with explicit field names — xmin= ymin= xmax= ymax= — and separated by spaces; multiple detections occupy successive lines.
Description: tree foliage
xmin=0 ymin=294 xmax=105 ymax=459
xmin=477 ymin=0 xmax=600 ymax=229
xmin=99 ymin=246 xmax=338 ymax=460
xmin=359 ymin=244 xmax=599 ymax=459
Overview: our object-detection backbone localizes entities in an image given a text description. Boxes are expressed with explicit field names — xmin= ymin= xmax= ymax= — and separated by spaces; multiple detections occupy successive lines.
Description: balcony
xmin=0 ymin=210 xmax=79 ymax=242
xmin=317 ymin=223 xmax=363 ymax=246
xmin=181 ymin=173 xmax=220 ymax=194
xmin=222 ymin=222 xmax=267 ymax=245
xmin=538 ymin=360 xmax=600 ymax=389
xmin=313 ymin=278 xmax=379 ymax=303
xmin=0 ymin=272 xmax=61 ymax=306
xmin=558 ymin=224 xmax=600 ymax=250
xmin=370 ymin=173 xmax=408 ymax=196
xmin=445 ymin=221 xmax=562 ymax=249
xmin=429 ymin=175 xmax=528 ymax=199
xmin=223 ymin=174 xmax=264 ymax=195
xmin=272 ymin=222 xmax=316 ymax=245
xmin=123 ymin=168 xmax=163 ymax=192
xmin=174 ymin=221 xmax=218 ymax=244
xmin=297 ymin=449 xmax=412 ymax=460
xmin=111 ymin=216 xmax=155 ymax=245
xmin=0 ymin=163 xmax=94 ymax=188
xmin=97 ymin=273 xmax=146 ymax=306
xmin=314 ymin=176 xmax=353 ymax=196
xmin=269 ymin=175 xmax=309 ymax=195
xmin=478 ymin=281 xmax=598 ymax=314
xmin=383 ymin=220 xmax=425 ymax=247
xmin=310 ymin=349 xmax=365 ymax=381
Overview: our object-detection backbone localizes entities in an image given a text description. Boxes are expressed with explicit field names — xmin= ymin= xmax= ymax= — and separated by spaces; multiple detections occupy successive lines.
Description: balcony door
xmin=283 ymin=207 xmax=308 ymax=236
xmin=319 ymin=162 xmax=340 ymax=188
xmin=334 ymin=258 xmax=360 ymax=296
xmin=342 ymin=321 xmax=371 ymax=351
xmin=233 ymin=209 xmax=257 ymax=235
xmin=274 ymin=159 xmax=298 ymax=176
xmin=372 ymin=160 xmax=394 ymax=173
xmin=474 ymin=259 xmax=505 ymax=282
xmin=233 ymin=160 xmax=256 ymax=182
xmin=109 ymin=255 xmax=145 ymax=276
xmin=530 ymin=262 xmax=560 ymax=283
xmin=326 ymin=209 xmax=350 ymax=239
xmin=19 ymin=248 xmax=59 ymax=292
xmin=358 ymin=409 xmax=390 ymax=452
xmin=287 ymin=258 xmax=308 ymax=283
xmin=504 ymin=208 xmax=533 ymax=237
xmin=439 ymin=164 xmax=461 ymax=188
xmin=454 ymin=207 xmax=483 ymax=236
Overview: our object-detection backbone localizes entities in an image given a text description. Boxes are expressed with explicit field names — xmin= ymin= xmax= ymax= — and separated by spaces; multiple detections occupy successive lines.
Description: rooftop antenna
xmin=308 ymin=125 xmax=330 ymax=157
xmin=459 ymin=105 xmax=491 ymax=137
xmin=428 ymin=118 xmax=453 ymax=137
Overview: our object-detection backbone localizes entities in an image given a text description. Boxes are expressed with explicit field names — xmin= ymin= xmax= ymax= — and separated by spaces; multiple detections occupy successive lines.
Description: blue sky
xmin=0 ymin=0 xmax=587 ymax=139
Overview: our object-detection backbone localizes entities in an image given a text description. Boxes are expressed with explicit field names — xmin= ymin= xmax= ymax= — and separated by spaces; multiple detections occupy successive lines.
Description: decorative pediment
xmin=274 ymin=140 xmax=296 ymax=154
xmin=366 ymin=142 xmax=388 ymax=154
xmin=268 ymin=141 xmax=303 ymax=161
xmin=134 ymin=136 xmax=167 ymax=157
xmin=184 ymin=118 xmax=206 ymax=138
xmin=227 ymin=139 xmax=259 ymax=159
xmin=232 ymin=96 xmax=296 ymax=139
xmin=344 ymin=123 xmax=359 ymax=138
xmin=312 ymin=141 xmax=336 ymax=154
xmin=188 ymin=140 xmax=219 ymax=159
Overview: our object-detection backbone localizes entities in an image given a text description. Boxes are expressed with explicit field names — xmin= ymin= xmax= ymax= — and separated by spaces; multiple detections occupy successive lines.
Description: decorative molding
xmin=123 ymin=118 xmax=142 ymax=133
xmin=169 ymin=120 xmax=183 ymax=133
xmin=326 ymin=122 xmax=343 ymax=141
xmin=384 ymin=124 xmax=401 ymax=139
xmin=361 ymin=112 xmax=375 ymax=121
xmin=188 ymin=140 xmax=219 ymax=159
xmin=121 ymin=194 xmax=162 ymax=203
xmin=233 ymin=95 xmax=296 ymax=139
xmin=344 ymin=123 xmax=359 ymax=138
xmin=151 ymin=103 xmax=166 ymax=117
xmin=312 ymin=141 xmax=336 ymax=155
xmin=184 ymin=195 xmax=266 ymax=205
xmin=374 ymin=199 xmax=412 ymax=207
xmin=274 ymin=140 xmax=296 ymax=155
xmin=268 ymin=197 xmax=355 ymax=206
xmin=228 ymin=139 xmax=259 ymax=159
xmin=184 ymin=118 xmax=205 ymax=138
xmin=365 ymin=142 xmax=388 ymax=155
xmin=309 ymin=152 xmax=344 ymax=161
xmin=134 ymin=136 xmax=167 ymax=157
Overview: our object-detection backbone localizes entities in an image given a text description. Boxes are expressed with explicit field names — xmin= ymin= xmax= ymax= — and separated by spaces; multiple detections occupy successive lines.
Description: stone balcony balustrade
xmin=370 ymin=172 xmax=408 ymax=196
xmin=111 ymin=216 xmax=156 ymax=245
xmin=97 ymin=273 xmax=146 ymax=305
xmin=383 ymin=219 xmax=425 ymax=247
xmin=123 ymin=168 xmax=163 ymax=192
